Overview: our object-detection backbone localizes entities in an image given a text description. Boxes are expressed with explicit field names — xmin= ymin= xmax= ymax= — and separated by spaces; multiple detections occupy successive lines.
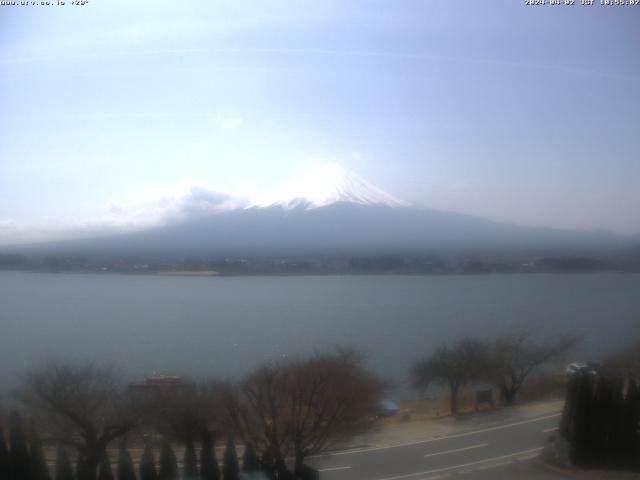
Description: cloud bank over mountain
xmin=1 ymin=164 xmax=410 ymax=245
xmin=0 ymin=185 xmax=247 ymax=246
xmin=1 ymin=165 xmax=633 ymax=257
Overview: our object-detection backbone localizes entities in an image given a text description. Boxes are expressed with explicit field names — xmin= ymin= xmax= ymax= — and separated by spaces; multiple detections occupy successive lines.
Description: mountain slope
xmin=18 ymin=202 xmax=625 ymax=258
xmin=2 ymin=166 xmax=630 ymax=257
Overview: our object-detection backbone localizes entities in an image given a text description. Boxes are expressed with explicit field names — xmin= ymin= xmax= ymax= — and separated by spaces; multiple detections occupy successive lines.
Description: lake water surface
xmin=1 ymin=272 xmax=639 ymax=393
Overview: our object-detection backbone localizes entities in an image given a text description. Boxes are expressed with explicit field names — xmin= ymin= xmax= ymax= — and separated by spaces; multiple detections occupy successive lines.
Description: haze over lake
xmin=1 ymin=271 xmax=639 ymax=394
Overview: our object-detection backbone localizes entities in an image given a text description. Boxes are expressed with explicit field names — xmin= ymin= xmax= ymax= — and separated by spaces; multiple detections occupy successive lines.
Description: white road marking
xmin=376 ymin=447 xmax=544 ymax=480
xmin=543 ymin=427 xmax=559 ymax=433
xmin=312 ymin=412 xmax=560 ymax=457
xmin=423 ymin=443 xmax=488 ymax=458
xmin=458 ymin=458 xmax=513 ymax=474
xmin=464 ymin=460 xmax=513 ymax=473
xmin=318 ymin=465 xmax=352 ymax=472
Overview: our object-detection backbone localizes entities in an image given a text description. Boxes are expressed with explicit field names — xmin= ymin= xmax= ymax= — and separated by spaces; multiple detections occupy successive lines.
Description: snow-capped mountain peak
xmin=252 ymin=164 xmax=410 ymax=209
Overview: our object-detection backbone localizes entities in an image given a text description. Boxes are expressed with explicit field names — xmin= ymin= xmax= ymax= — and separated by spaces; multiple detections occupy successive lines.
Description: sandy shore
xmin=155 ymin=271 xmax=220 ymax=277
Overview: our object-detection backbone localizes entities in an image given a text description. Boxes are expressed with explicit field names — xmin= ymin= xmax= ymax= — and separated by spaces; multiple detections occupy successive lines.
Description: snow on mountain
xmin=250 ymin=164 xmax=410 ymax=210
xmin=5 ymin=162 xmax=629 ymax=255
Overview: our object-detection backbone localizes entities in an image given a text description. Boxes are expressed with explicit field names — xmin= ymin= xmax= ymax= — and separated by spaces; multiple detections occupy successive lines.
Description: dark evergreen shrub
xmin=29 ymin=428 xmax=51 ymax=480
xmin=139 ymin=443 xmax=158 ymax=480
xmin=260 ymin=451 xmax=275 ymax=480
xmin=199 ymin=430 xmax=220 ymax=480
xmin=275 ymin=458 xmax=292 ymax=480
xmin=295 ymin=464 xmax=319 ymax=480
xmin=609 ymin=378 xmax=627 ymax=467
xmin=0 ymin=428 xmax=10 ymax=480
xmin=76 ymin=453 xmax=93 ymax=480
xmin=585 ymin=375 xmax=608 ymax=467
xmin=222 ymin=437 xmax=238 ymax=480
xmin=624 ymin=379 xmax=640 ymax=468
xmin=158 ymin=441 xmax=178 ymax=480
xmin=183 ymin=435 xmax=198 ymax=480
xmin=560 ymin=372 xmax=640 ymax=471
xmin=9 ymin=411 xmax=30 ymax=480
xmin=568 ymin=373 xmax=594 ymax=466
xmin=242 ymin=443 xmax=259 ymax=473
xmin=559 ymin=373 xmax=579 ymax=439
xmin=54 ymin=447 xmax=74 ymax=480
xmin=116 ymin=446 xmax=136 ymax=480
xmin=98 ymin=451 xmax=114 ymax=480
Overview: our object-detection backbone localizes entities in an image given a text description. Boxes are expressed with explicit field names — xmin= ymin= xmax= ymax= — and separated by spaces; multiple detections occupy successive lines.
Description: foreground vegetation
xmin=2 ymin=330 xmax=639 ymax=478
xmin=0 ymin=349 xmax=382 ymax=480
xmin=411 ymin=328 xmax=580 ymax=415
xmin=545 ymin=338 xmax=640 ymax=473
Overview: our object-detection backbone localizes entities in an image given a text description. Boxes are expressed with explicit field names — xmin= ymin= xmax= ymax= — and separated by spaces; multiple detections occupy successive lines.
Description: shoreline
xmin=155 ymin=270 xmax=220 ymax=277
xmin=1 ymin=269 xmax=639 ymax=277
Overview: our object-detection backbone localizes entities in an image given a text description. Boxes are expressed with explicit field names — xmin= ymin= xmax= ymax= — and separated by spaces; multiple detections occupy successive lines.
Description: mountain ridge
xmin=8 ymin=201 xmax=630 ymax=259
xmin=0 ymin=167 xmax=635 ymax=258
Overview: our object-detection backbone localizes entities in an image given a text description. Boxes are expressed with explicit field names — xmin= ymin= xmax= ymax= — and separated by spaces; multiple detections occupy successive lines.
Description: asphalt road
xmin=307 ymin=412 xmax=564 ymax=480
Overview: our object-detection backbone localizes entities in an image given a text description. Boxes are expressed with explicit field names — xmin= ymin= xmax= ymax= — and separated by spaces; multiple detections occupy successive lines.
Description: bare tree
xmin=147 ymin=380 xmax=223 ymax=442
xmin=17 ymin=361 xmax=148 ymax=480
xmin=286 ymin=349 xmax=382 ymax=470
xmin=225 ymin=348 xmax=383 ymax=470
xmin=486 ymin=328 xmax=580 ymax=404
xmin=412 ymin=339 xmax=487 ymax=415
xmin=222 ymin=365 xmax=291 ymax=468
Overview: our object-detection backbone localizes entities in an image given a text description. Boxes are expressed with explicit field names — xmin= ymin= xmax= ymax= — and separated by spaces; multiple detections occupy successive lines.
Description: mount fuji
xmin=5 ymin=165 xmax=629 ymax=258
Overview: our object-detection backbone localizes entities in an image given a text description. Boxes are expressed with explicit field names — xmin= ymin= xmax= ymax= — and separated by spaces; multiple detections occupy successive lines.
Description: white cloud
xmin=0 ymin=185 xmax=249 ymax=246
xmin=0 ymin=162 xmax=405 ymax=245
xmin=97 ymin=185 xmax=248 ymax=226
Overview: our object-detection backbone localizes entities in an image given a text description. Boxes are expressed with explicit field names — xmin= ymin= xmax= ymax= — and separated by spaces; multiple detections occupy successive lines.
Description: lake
xmin=1 ymin=272 xmax=639 ymax=394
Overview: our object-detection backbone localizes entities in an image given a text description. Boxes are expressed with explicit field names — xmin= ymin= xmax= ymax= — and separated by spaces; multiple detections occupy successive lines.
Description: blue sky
xmin=1 ymin=1 xmax=639 ymax=243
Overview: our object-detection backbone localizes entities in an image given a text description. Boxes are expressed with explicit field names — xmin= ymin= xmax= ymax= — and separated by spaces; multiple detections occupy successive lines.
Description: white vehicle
xmin=375 ymin=399 xmax=400 ymax=417
xmin=565 ymin=362 xmax=599 ymax=376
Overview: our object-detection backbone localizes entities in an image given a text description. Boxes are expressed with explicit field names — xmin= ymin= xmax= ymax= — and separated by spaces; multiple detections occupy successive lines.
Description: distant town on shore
xmin=1 ymin=251 xmax=639 ymax=276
